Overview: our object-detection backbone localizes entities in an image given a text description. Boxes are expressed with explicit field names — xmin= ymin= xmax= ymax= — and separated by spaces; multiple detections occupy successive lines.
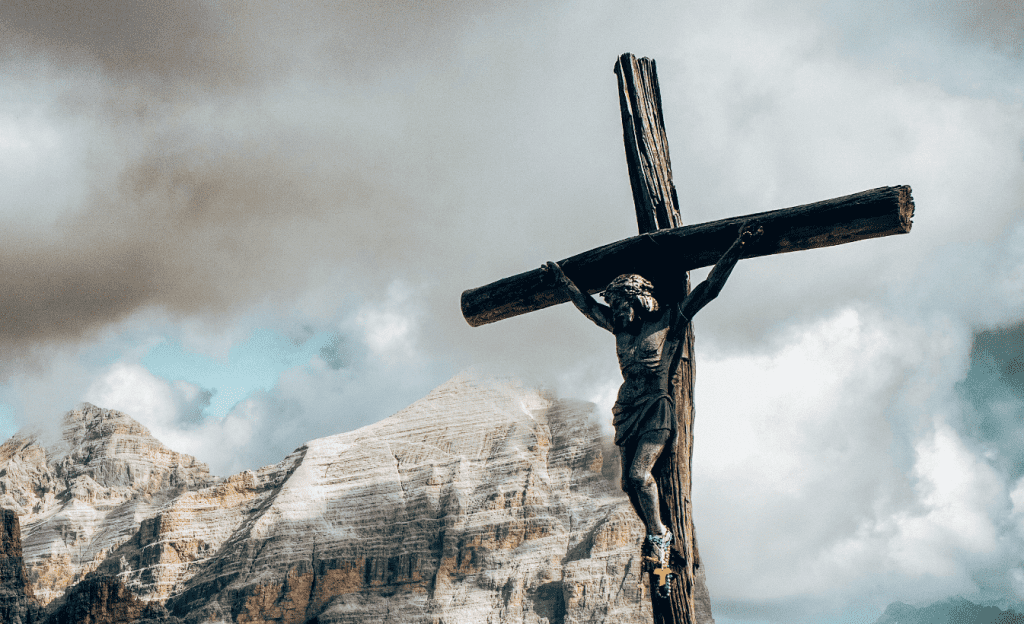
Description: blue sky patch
xmin=141 ymin=328 xmax=338 ymax=421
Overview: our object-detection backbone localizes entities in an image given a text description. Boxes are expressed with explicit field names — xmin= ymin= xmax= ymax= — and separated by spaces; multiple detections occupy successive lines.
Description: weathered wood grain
xmin=617 ymin=51 xmax=699 ymax=624
xmin=461 ymin=184 xmax=914 ymax=327
xmin=616 ymin=53 xmax=680 ymax=233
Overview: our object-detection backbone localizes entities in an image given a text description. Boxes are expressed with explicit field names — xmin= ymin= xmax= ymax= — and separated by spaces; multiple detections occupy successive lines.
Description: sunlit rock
xmin=0 ymin=374 xmax=715 ymax=623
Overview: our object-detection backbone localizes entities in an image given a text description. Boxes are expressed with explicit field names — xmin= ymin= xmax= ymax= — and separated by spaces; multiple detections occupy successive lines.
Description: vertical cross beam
xmin=615 ymin=52 xmax=711 ymax=624
xmin=616 ymin=54 xmax=682 ymax=234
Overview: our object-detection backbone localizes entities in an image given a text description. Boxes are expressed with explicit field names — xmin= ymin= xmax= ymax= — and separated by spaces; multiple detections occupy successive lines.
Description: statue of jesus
xmin=542 ymin=223 xmax=761 ymax=565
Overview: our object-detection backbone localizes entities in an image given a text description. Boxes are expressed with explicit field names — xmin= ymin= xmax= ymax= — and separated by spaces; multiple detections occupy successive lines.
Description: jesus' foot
xmin=645 ymin=529 xmax=673 ymax=567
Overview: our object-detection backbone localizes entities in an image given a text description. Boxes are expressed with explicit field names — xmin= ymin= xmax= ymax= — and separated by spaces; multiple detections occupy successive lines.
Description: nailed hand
xmin=739 ymin=222 xmax=764 ymax=244
xmin=541 ymin=261 xmax=570 ymax=286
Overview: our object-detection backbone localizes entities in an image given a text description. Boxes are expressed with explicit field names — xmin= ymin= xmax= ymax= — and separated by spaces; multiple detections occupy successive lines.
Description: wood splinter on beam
xmin=460 ymin=185 xmax=914 ymax=327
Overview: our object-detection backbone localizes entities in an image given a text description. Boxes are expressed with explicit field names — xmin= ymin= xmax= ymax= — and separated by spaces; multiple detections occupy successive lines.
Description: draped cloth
xmin=612 ymin=392 xmax=675 ymax=447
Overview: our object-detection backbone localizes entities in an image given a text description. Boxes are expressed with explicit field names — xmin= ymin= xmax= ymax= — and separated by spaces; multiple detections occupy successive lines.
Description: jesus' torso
xmin=613 ymin=307 xmax=682 ymax=410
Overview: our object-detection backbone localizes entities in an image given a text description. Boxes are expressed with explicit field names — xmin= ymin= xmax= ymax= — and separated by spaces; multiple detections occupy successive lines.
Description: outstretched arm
xmin=541 ymin=261 xmax=615 ymax=333
xmin=679 ymin=223 xmax=762 ymax=320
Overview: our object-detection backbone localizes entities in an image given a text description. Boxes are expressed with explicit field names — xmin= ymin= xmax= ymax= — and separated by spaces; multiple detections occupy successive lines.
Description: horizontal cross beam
xmin=461 ymin=185 xmax=914 ymax=327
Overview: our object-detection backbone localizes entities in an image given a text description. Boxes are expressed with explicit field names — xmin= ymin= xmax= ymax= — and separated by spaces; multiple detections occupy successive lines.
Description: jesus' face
xmin=609 ymin=295 xmax=637 ymax=332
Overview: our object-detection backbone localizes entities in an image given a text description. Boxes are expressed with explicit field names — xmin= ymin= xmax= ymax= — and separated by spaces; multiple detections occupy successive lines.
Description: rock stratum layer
xmin=0 ymin=374 xmax=715 ymax=623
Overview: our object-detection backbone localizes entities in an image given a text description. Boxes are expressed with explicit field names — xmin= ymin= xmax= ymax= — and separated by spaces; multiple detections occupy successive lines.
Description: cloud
xmin=0 ymin=0 xmax=242 ymax=85
xmin=0 ymin=1 xmax=505 ymax=92
xmin=889 ymin=423 xmax=1004 ymax=577
xmin=355 ymin=281 xmax=420 ymax=363
xmin=79 ymin=359 xmax=290 ymax=474
xmin=695 ymin=306 xmax=1024 ymax=619
xmin=83 ymin=362 xmax=184 ymax=429
xmin=60 ymin=283 xmax=446 ymax=474
xmin=955 ymin=321 xmax=1024 ymax=481
xmin=0 ymin=0 xmax=1018 ymax=362
xmin=935 ymin=0 xmax=1024 ymax=55
xmin=695 ymin=309 xmax=941 ymax=601
xmin=0 ymin=0 xmax=528 ymax=354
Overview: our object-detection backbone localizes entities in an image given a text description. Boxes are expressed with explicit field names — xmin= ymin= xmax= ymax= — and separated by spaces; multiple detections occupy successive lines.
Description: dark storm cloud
xmin=0 ymin=0 xmax=256 ymax=87
xmin=944 ymin=0 xmax=1024 ymax=54
xmin=0 ymin=0 xmax=501 ymax=92
xmin=4 ymin=0 xmax=1015 ymax=403
xmin=0 ymin=130 xmax=399 ymax=350
xmin=0 ymin=231 xmax=153 ymax=338
xmin=0 ymin=0 xmax=484 ymax=350
xmin=2 ymin=0 xmax=1020 ymax=391
xmin=0 ymin=0 xmax=629 ymax=363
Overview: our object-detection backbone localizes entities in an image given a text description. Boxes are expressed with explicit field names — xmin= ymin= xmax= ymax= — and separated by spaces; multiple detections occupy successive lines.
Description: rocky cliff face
xmin=0 ymin=374 xmax=715 ymax=623
xmin=0 ymin=403 xmax=214 ymax=606
xmin=0 ymin=508 xmax=41 ymax=623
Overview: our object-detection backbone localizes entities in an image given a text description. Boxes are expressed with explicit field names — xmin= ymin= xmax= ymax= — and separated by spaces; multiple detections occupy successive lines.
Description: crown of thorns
xmin=601 ymin=274 xmax=659 ymax=313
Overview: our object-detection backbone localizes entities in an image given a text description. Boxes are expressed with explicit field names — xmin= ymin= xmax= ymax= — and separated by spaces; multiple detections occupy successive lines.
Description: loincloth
xmin=611 ymin=393 xmax=675 ymax=447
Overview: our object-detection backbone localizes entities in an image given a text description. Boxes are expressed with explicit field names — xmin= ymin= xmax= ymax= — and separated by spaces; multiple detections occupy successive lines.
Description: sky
xmin=1 ymin=1 xmax=1023 ymax=623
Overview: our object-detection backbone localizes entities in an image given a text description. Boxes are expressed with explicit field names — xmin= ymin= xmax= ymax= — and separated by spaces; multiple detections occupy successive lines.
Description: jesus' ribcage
xmin=614 ymin=309 xmax=678 ymax=409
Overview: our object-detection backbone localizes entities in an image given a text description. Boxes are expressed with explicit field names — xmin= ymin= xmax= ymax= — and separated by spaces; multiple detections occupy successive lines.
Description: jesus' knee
xmin=625 ymin=469 xmax=654 ymax=495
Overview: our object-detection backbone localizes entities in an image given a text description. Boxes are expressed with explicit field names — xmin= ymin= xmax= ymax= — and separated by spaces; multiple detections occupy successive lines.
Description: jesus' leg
xmin=626 ymin=428 xmax=672 ymax=539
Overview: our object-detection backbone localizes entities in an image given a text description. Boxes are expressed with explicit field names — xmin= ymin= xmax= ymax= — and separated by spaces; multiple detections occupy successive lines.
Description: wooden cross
xmin=461 ymin=53 xmax=915 ymax=624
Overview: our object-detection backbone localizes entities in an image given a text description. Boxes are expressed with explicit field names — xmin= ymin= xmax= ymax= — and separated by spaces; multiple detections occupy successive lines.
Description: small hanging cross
xmin=653 ymin=565 xmax=675 ymax=598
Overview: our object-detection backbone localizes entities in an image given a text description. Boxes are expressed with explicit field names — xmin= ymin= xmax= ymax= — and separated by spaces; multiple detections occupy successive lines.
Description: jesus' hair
xmin=602 ymin=274 xmax=659 ymax=314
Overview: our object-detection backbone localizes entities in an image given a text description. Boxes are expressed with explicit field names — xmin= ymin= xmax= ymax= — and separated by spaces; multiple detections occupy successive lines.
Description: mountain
xmin=873 ymin=599 xmax=1024 ymax=624
xmin=0 ymin=374 xmax=716 ymax=623
xmin=0 ymin=402 xmax=215 ymax=606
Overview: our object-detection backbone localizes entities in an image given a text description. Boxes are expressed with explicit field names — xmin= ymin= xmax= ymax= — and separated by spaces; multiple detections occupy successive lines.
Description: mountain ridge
xmin=0 ymin=373 xmax=717 ymax=623
xmin=873 ymin=598 xmax=1024 ymax=624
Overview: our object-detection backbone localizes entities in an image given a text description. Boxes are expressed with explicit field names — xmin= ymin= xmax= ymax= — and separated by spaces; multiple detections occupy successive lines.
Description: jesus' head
xmin=602 ymin=274 xmax=658 ymax=331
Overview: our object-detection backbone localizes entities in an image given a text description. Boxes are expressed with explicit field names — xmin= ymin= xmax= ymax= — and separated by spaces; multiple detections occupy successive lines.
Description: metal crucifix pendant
xmin=653 ymin=565 xmax=674 ymax=598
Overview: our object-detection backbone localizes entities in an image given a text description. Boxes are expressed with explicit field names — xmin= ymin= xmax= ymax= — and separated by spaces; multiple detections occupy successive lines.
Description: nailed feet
xmin=646 ymin=529 xmax=672 ymax=567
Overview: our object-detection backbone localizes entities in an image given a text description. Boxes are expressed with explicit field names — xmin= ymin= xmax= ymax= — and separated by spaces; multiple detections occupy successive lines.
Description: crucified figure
xmin=543 ymin=222 xmax=761 ymax=564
